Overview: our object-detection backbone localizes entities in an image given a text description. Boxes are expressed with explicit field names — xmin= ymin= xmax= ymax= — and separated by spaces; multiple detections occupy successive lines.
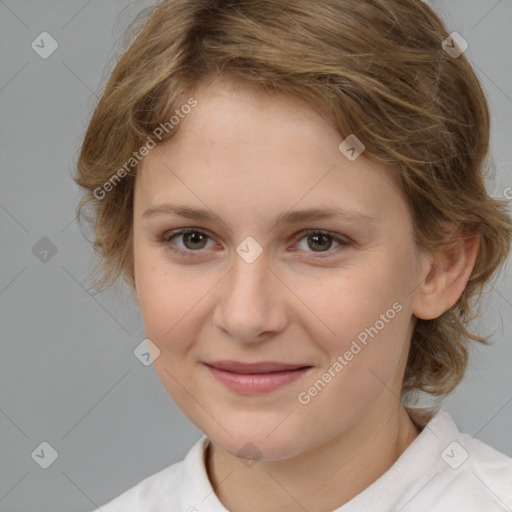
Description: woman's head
xmin=129 ymin=75 xmax=439 ymax=458
xmin=74 ymin=0 xmax=512 ymax=453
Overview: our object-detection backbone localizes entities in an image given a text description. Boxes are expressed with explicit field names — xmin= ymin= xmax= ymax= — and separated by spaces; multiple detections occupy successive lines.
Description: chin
xmin=207 ymin=422 xmax=312 ymax=463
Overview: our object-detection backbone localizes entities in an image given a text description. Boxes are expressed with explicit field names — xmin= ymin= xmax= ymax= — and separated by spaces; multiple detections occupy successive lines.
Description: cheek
xmin=294 ymin=258 xmax=406 ymax=341
xmin=293 ymin=257 xmax=411 ymax=386
xmin=134 ymin=258 xmax=206 ymax=411
xmin=134 ymin=250 xmax=190 ymax=348
xmin=296 ymin=307 xmax=409 ymax=441
xmin=134 ymin=248 xmax=221 ymax=373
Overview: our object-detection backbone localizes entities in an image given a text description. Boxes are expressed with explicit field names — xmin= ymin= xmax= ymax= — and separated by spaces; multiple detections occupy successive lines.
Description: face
xmin=132 ymin=76 xmax=427 ymax=461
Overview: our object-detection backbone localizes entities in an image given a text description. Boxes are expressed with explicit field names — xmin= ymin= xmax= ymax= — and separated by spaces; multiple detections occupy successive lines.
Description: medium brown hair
xmin=74 ymin=0 xmax=512 ymax=402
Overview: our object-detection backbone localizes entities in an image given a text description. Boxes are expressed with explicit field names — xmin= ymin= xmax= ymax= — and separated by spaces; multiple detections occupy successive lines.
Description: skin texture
xmin=130 ymin=76 xmax=479 ymax=511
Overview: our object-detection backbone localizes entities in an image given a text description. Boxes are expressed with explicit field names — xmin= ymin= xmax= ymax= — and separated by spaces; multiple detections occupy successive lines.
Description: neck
xmin=206 ymin=404 xmax=421 ymax=512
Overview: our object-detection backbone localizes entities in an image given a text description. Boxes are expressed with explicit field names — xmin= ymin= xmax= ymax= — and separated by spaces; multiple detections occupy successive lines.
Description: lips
xmin=204 ymin=360 xmax=312 ymax=374
xmin=203 ymin=360 xmax=314 ymax=394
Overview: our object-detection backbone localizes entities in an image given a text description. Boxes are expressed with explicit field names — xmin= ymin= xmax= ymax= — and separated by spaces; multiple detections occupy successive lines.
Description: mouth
xmin=205 ymin=360 xmax=312 ymax=373
xmin=203 ymin=361 xmax=314 ymax=394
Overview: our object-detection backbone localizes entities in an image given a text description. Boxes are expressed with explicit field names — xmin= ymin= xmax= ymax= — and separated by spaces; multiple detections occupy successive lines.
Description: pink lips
xmin=204 ymin=360 xmax=313 ymax=394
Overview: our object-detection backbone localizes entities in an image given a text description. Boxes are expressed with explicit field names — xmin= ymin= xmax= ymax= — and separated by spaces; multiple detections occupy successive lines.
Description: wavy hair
xmin=73 ymin=0 xmax=512 ymax=402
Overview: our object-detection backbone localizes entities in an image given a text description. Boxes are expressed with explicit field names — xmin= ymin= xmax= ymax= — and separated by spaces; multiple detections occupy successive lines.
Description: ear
xmin=412 ymin=224 xmax=480 ymax=320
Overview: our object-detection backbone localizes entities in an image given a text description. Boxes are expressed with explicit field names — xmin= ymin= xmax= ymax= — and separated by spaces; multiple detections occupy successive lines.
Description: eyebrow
xmin=142 ymin=204 xmax=376 ymax=232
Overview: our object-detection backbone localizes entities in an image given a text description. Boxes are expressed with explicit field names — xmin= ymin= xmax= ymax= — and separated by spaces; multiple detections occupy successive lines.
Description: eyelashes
xmin=160 ymin=227 xmax=351 ymax=259
xmin=162 ymin=228 xmax=215 ymax=257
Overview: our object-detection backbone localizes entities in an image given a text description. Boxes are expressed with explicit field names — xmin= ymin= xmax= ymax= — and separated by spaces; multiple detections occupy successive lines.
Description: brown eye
xmin=295 ymin=230 xmax=350 ymax=257
xmin=180 ymin=231 xmax=209 ymax=250
xmin=307 ymin=233 xmax=334 ymax=252
xmin=162 ymin=228 xmax=214 ymax=257
xmin=161 ymin=228 xmax=350 ymax=260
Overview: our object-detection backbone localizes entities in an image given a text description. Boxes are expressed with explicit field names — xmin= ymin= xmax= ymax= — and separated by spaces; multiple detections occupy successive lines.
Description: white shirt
xmin=92 ymin=410 xmax=512 ymax=511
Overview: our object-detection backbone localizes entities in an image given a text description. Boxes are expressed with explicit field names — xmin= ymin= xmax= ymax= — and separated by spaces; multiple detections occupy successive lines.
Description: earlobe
xmin=412 ymin=227 xmax=479 ymax=320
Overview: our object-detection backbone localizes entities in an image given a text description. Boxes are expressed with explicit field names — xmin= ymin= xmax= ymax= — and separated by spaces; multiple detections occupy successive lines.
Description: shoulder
xmin=89 ymin=436 xmax=209 ymax=512
xmin=408 ymin=410 xmax=512 ymax=511
xmin=458 ymin=424 xmax=512 ymax=505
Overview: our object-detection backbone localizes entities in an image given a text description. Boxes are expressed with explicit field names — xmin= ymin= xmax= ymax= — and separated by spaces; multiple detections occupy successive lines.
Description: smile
xmin=203 ymin=362 xmax=314 ymax=394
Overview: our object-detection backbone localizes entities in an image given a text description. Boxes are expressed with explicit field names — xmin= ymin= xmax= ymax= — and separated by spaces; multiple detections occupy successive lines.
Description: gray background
xmin=0 ymin=1 xmax=511 ymax=511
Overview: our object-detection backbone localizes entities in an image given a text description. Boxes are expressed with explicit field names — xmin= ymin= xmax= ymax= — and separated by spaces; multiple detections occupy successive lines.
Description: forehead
xmin=135 ymin=78 xmax=408 ymax=227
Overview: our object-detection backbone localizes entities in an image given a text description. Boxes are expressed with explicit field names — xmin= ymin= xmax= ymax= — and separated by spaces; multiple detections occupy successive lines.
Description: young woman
xmin=75 ymin=1 xmax=512 ymax=510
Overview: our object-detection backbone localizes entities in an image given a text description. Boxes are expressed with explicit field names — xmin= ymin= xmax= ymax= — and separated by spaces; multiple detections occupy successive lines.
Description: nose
xmin=212 ymin=250 xmax=288 ymax=344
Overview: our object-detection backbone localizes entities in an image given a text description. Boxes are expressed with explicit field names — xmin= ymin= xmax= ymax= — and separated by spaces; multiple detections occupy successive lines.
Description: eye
xmin=161 ymin=228 xmax=215 ymax=257
xmin=160 ymin=228 xmax=350 ymax=258
xmin=293 ymin=229 xmax=350 ymax=258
